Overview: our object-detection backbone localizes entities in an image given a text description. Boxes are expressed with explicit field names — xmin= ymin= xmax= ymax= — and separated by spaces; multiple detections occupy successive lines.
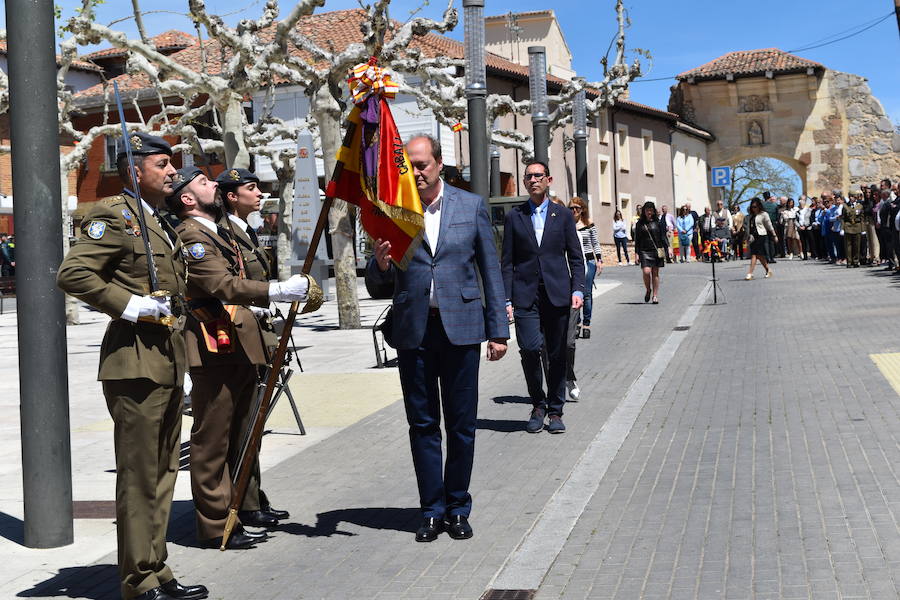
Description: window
xmin=641 ymin=129 xmax=654 ymax=176
xmin=616 ymin=124 xmax=630 ymax=172
xmin=595 ymin=111 xmax=609 ymax=145
xmin=598 ymin=155 xmax=611 ymax=206
xmin=104 ymin=135 xmax=121 ymax=171
xmin=618 ymin=192 xmax=631 ymax=212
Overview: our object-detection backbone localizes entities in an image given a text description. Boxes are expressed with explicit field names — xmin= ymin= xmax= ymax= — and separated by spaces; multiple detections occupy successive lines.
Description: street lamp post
xmin=6 ymin=0 xmax=73 ymax=548
xmin=463 ymin=0 xmax=489 ymax=201
xmin=489 ymin=144 xmax=501 ymax=198
xmin=573 ymin=85 xmax=588 ymax=201
xmin=528 ymin=46 xmax=549 ymax=165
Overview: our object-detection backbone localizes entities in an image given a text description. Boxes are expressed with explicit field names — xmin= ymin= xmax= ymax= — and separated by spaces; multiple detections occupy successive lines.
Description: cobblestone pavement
xmin=8 ymin=259 xmax=900 ymax=599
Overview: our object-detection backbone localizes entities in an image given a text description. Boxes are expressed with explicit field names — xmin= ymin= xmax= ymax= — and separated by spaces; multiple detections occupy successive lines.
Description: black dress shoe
xmin=237 ymin=525 xmax=268 ymax=540
xmin=160 ymin=579 xmax=209 ymax=600
xmin=415 ymin=517 xmax=443 ymax=542
xmin=134 ymin=588 xmax=176 ymax=600
xmin=443 ymin=515 xmax=473 ymax=540
xmin=239 ymin=509 xmax=279 ymax=527
xmin=263 ymin=505 xmax=290 ymax=520
xmin=202 ymin=530 xmax=261 ymax=550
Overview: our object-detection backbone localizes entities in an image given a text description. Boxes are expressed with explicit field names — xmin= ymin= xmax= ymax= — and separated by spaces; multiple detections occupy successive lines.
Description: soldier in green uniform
xmin=215 ymin=167 xmax=289 ymax=528
xmin=167 ymin=167 xmax=317 ymax=549
xmin=842 ymin=190 xmax=865 ymax=268
xmin=57 ymin=133 xmax=208 ymax=600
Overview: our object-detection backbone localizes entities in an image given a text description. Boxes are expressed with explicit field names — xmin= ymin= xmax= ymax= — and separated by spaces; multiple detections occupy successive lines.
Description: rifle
xmin=220 ymin=175 xmax=336 ymax=550
xmin=112 ymin=81 xmax=175 ymax=328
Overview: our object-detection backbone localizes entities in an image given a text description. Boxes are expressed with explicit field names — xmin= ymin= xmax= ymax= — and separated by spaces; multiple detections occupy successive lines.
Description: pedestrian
xmin=0 ymin=233 xmax=12 ymax=277
xmin=685 ymin=201 xmax=701 ymax=261
xmin=675 ymin=206 xmax=693 ymax=263
xmin=170 ymin=167 xmax=316 ymax=550
xmin=781 ymin=198 xmax=801 ymax=259
xmin=797 ymin=197 xmax=813 ymax=260
xmin=216 ymin=167 xmax=294 ymax=528
xmin=612 ymin=209 xmax=630 ymax=265
xmin=698 ymin=206 xmax=714 ymax=260
xmin=775 ymin=196 xmax=789 ymax=257
xmin=634 ymin=201 xmax=666 ymax=303
xmin=744 ymin=197 xmax=777 ymax=280
xmin=862 ymin=185 xmax=879 ymax=265
xmin=877 ymin=188 xmax=894 ymax=268
xmin=829 ymin=193 xmax=846 ymax=265
xmin=841 ymin=190 xmax=864 ymax=268
xmin=501 ymin=160 xmax=584 ymax=435
xmin=761 ymin=192 xmax=779 ymax=263
xmin=731 ymin=205 xmax=745 ymax=259
xmin=569 ymin=196 xmax=602 ymax=339
xmin=712 ymin=216 xmax=731 ymax=258
xmin=659 ymin=204 xmax=675 ymax=263
xmin=818 ymin=195 xmax=836 ymax=263
xmin=366 ymin=135 xmax=509 ymax=542
xmin=630 ymin=204 xmax=643 ymax=265
xmin=57 ymin=132 xmax=208 ymax=600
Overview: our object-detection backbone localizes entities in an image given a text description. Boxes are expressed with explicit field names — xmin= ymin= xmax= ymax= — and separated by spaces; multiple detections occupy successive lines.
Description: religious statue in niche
xmin=747 ymin=121 xmax=764 ymax=146
xmin=739 ymin=95 xmax=770 ymax=113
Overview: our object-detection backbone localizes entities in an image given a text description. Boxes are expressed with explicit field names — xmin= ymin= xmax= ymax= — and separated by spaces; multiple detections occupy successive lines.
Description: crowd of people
xmin=612 ymin=178 xmax=900 ymax=272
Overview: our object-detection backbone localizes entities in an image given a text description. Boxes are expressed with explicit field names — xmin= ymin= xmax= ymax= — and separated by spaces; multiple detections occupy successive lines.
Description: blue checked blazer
xmin=365 ymin=183 xmax=509 ymax=350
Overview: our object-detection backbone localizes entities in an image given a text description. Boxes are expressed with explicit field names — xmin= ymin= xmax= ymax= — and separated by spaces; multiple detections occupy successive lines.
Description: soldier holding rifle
xmin=167 ymin=166 xmax=318 ymax=549
xmin=57 ymin=132 xmax=208 ymax=600
xmin=215 ymin=167 xmax=290 ymax=527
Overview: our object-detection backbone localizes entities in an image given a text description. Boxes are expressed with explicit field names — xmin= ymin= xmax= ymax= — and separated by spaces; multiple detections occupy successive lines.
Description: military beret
xmin=168 ymin=167 xmax=204 ymax=199
xmin=216 ymin=168 xmax=260 ymax=188
xmin=117 ymin=131 xmax=172 ymax=160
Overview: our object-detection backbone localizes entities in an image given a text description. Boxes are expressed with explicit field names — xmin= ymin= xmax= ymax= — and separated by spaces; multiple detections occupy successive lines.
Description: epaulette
xmin=99 ymin=194 xmax=128 ymax=207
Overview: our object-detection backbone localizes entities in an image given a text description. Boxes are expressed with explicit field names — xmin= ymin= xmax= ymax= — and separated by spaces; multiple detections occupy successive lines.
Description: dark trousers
xmin=691 ymin=231 xmax=701 ymax=261
xmin=397 ymin=314 xmax=480 ymax=519
xmin=799 ymin=228 xmax=813 ymax=259
xmin=775 ymin=223 xmax=786 ymax=256
xmin=102 ymin=379 xmax=181 ymax=600
xmin=614 ymin=237 xmax=629 ymax=263
xmin=732 ymin=230 xmax=745 ymax=259
xmin=878 ymin=228 xmax=891 ymax=261
xmin=514 ymin=285 xmax=570 ymax=418
xmin=845 ymin=233 xmax=861 ymax=266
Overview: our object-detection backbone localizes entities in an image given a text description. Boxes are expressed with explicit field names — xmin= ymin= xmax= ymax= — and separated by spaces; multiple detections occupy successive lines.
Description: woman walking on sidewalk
xmin=569 ymin=197 xmax=602 ymax=339
xmin=634 ymin=202 xmax=666 ymax=304
xmin=612 ymin=209 xmax=630 ymax=265
xmin=675 ymin=206 xmax=694 ymax=263
xmin=745 ymin=197 xmax=778 ymax=280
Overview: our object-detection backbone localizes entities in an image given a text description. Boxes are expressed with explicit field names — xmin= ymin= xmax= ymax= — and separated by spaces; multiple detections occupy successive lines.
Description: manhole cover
xmin=673 ymin=325 xmax=690 ymax=331
xmin=480 ymin=591 xmax=536 ymax=600
xmin=73 ymin=500 xmax=117 ymax=519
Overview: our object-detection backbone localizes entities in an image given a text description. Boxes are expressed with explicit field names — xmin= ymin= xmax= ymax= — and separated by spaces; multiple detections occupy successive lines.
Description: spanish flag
xmin=325 ymin=59 xmax=423 ymax=270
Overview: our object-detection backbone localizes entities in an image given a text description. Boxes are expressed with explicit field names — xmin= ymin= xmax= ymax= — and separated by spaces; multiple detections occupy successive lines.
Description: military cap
xmin=168 ymin=167 xmax=204 ymax=199
xmin=117 ymin=131 xmax=172 ymax=160
xmin=215 ymin=168 xmax=260 ymax=189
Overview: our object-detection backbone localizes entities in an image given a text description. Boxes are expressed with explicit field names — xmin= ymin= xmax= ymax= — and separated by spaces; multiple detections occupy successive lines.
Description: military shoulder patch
xmin=188 ymin=243 xmax=206 ymax=259
xmin=121 ymin=208 xmax=133 ymax=220
xmin=86 ymin=221 xmax=107 ymax=240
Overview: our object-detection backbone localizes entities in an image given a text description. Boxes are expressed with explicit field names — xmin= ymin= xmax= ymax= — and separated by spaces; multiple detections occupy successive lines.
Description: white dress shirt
xmin=424 ymin=180 xmax=445 ymax=308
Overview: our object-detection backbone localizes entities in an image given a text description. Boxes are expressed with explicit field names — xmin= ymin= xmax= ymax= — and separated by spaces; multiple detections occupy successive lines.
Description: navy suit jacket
xmin=501 ymin=199 xmax=585 ymax=308
xmin=365 ymin=183 xmax=509 ymax=350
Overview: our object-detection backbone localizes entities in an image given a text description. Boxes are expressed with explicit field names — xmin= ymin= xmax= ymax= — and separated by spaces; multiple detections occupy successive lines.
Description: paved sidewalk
xmin=4 ymin=260 xmax=900 ymax=600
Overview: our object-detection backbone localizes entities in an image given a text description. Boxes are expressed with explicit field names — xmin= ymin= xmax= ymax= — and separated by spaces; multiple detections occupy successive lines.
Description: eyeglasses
xmin=569 ymin=206 xmax=582 ymax=211
xmin=523 ymin=173 xmax=546 ymax=181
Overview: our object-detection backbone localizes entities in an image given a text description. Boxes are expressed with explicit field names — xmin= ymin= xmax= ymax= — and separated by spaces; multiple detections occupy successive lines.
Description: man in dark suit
xmin=366 ymin=135 xmax=509 ymax=543
xmin=501 ymin=161 xmax=584 ymax=435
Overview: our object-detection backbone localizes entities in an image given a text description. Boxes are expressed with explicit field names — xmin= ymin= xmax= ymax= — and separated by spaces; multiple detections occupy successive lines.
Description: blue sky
xmin=28 ymin=0 xmax=899 ymax=123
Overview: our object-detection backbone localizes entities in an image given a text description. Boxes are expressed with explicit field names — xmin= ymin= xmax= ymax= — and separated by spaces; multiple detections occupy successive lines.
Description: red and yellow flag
xmin=325 ymin=58 xmax=423 ymax=270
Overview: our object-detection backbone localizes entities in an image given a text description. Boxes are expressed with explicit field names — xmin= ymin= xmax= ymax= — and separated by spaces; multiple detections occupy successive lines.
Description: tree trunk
xmin=59 ymin=167 xmax=79 ymax=325
xmin=222 ymin=96 xmax=250 ymax=169
xmin=275 ymin=159 xmax=295 ymax=281
xmin=312 ymin=85 xmax=359 ymax=329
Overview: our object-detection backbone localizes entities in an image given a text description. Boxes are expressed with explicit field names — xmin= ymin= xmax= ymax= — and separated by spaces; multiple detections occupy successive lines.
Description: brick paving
xmin=10 ymin=259 xmax=900 ymax=600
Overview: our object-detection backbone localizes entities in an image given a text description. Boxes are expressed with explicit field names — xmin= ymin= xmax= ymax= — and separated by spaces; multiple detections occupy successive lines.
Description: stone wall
xmin=830 ymin=71 xmax=900 ymax=189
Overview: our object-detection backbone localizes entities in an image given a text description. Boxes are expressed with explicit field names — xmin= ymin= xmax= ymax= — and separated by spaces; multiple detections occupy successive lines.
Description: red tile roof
xmin=83 ymin=30 xmax=195 ymax=61
xmin=74 ymin=9 xmax=576 ymax=105
xmin=676 ymin=48 xmax=823 ymax=82
xmin=0 ymin=41 xmax=101 ymax=72
xmin=615 ymin=99 xmax=678 ymax=122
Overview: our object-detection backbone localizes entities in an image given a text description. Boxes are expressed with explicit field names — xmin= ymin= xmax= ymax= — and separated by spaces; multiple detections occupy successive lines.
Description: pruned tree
xmin=724 ymin=157 xmax=801 ymax=209
xmin=62 ymin=0 xmax=459 ymax=329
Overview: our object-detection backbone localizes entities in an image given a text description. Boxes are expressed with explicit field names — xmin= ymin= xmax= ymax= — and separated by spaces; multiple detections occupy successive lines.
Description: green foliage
xmin=723 ymin=157 xmax=801 ymax=210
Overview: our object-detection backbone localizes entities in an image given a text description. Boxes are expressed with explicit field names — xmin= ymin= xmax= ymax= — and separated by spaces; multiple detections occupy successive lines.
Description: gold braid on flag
xmin=348 ymin=56 xmax=399 ymax=106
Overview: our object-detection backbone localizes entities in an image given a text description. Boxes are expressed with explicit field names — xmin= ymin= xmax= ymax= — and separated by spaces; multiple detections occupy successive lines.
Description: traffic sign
xmin=710 ymin=166 xmax=731 ymax=187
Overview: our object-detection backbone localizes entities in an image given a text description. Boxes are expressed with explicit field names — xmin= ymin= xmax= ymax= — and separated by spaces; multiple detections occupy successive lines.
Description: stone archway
xmin=669 ymin=49 xmax=899 ymax=195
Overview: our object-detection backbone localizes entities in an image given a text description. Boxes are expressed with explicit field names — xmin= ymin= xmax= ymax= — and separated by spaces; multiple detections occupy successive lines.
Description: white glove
xmin=269 ymin=274 xmax=309 ymax=302
xmin=249 ymin=305 xmax=272 ymax=318
xmin=122 ymin=294 xmax=172 ymax=322
xmin=839 ymin=230 xmax=845 ymax=236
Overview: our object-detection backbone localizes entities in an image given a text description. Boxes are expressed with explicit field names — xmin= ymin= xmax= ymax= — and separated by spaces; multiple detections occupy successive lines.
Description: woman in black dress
xmin=634 ymin=201 xmax=667 ymax=304
xmin=744 ymin=197 xmax=778 ymax=280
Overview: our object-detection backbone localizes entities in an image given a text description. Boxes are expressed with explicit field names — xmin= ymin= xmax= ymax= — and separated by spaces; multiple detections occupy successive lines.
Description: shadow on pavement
xmin=491 ymin=395 xmax=531 ymax=404
xmin=476 ymin=418 xmax=527 ymax=433
xmin=16 ymin=564 xmax=119 ymax=599
xmin=275 ymin=507 xmax=421 ymax=538
xmin=0 ymin=511 xmax=24 ymax=544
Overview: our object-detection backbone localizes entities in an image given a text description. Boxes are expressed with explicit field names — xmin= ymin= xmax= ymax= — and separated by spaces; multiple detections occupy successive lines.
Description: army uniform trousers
xmin=103 ymin=377 xmax=182 ymax=599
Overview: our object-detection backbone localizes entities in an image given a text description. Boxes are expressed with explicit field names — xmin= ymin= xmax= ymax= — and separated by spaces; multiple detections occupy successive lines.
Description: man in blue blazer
xmin=501 ymin=161 xmax=585 ymax=434
xmin=365 ymin=135 xmax=509 ymax=543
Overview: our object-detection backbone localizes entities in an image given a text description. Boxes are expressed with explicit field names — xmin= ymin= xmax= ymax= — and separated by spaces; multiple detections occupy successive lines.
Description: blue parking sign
xmin=711 ymin=166 xmax=731 ymax=187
